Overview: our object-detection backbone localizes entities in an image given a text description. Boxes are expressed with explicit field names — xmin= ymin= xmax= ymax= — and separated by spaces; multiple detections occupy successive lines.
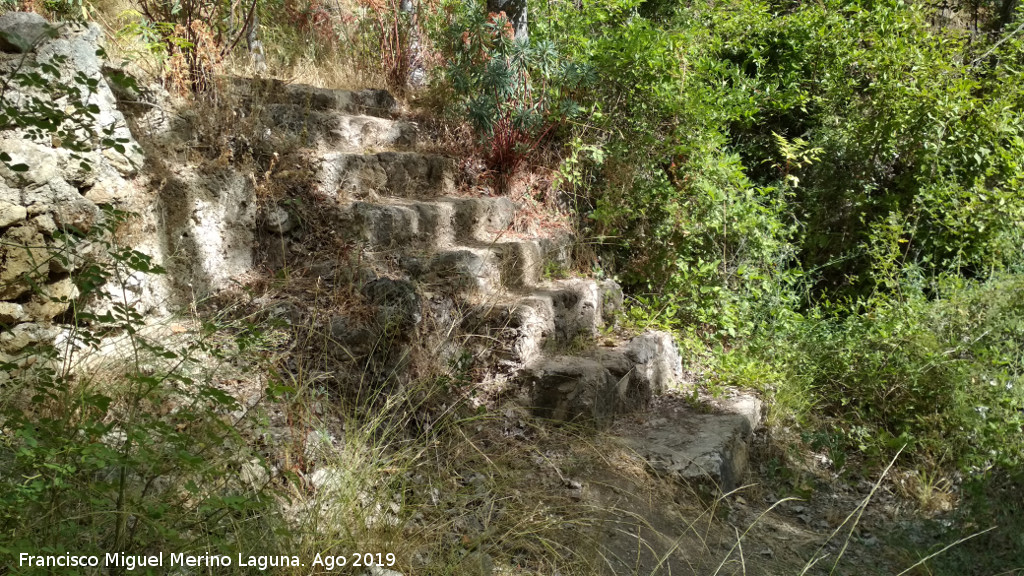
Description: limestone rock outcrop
xmin=0 ymin=13 xmax=143 ymax=355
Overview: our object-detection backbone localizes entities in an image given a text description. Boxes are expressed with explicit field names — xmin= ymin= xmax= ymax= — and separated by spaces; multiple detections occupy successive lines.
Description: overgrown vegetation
xmin=470 ymin=0 xmax=1024 ymax=473
xmin=0 ymin=210 xmax=281 ymax=562
xmin=433 ymin=9 xmax=587 ymax=187
xmin=0 ymin=41 xmax=278 ymax=565
xmin=4 ymin=0 xmax=1024 ymax=572
xmin=428 ymin=0 xmax=1023 ymax=571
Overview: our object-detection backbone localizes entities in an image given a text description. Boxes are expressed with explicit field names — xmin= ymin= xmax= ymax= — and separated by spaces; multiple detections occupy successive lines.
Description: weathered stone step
xmin=226 ymin=78 xmax=413 ymax=148
xmin=277 ymin=84 xmax=399 ymax=116
xmin=618 ymin=392 xmax=763 ymax=492
xmin=589 ymin=331 xmax=684 ymax=410
xmin=524 ymin=355 xmax=617 ymax=422
xmin=319 ymin=152 xmax=455 ymax=199
xmin=264 ymin=107 xmax=417 ymax=150
xmin=347 ymin=197 xmax=516 ymax=248
xmin=402 ymin=246 xmax=503 ymax=293
xmin=490 ymin=237 xmax=572 ymax=288
xmin=228 ymin=77 xmax=400 ymax=117
xmin=467 ymin=293 xmax=552 ymax=366
xmin=523 ymin=331 xmax=683 ymax=425
xmin=389 ymin=230 xmax=574 ymax=295
xmin=461 ymin=279 xmax=617 ymax=366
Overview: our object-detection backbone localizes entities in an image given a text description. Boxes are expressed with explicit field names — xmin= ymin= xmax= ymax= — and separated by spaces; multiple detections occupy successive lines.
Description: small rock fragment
xmin=262 ymin=204 xmax=294 ymax=234
xmin=0 ymin=224 xmax=49 ymax=300
xmin=0 ymin=200 xmax=27 ymax=228
xmin=24 ymin=277 xmax=80 ymax=320
xmin=362 ymin=277 xmax=421 ymax=330
xmin=30 ymin=214 xmax=57 ymax=235
xmin=0 ymin=302 xmax=26 ymax=325
xmin=0 ymin=322 xmax=59 ymax=354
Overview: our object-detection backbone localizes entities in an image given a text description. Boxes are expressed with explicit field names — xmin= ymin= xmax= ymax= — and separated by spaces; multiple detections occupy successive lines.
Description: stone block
xmin=525 ymin=356 xmax=619 ymax=424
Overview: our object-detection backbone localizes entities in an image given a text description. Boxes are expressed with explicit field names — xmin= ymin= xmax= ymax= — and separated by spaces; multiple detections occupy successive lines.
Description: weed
xmin=542 ymin=259 xmax=569 ymax=281
xmin=0 ymin=210 xmax=279 ymax=565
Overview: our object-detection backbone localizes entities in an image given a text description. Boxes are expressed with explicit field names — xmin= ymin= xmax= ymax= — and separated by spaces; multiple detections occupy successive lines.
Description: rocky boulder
xmin=0 ymin=11 xmax=56 ymax=53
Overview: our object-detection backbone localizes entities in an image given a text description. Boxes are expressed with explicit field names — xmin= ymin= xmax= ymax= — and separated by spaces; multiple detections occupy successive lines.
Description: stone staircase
xmin=249 ymin=79 xmax=762 ymax=491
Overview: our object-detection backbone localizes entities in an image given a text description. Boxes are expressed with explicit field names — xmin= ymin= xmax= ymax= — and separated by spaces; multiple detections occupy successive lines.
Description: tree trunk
xmin=487 ymin=0 xmax=528 ymax=42
xmin=245 ymin=1 xmax=266 ymax=73
xmin=400 ymin=0 xmax=425 ymax=87
xmin=998 ymin=0 xmax=1019 ymax=30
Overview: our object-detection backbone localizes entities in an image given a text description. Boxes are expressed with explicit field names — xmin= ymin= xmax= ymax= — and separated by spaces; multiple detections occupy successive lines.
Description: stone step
xmin=523 ymin=331 xmax=684 ymax=425
xmin=279 ymin=84 xmax=399 ymax=117
xmin=402 ymin=246 xmax=503 ymax=293
xmin=524 ymin=356 xmax=618 ymax=423
xmin=491 ymin=237 xmax=573 ymax=288
xmin=461 ymin=279 xmax=615 ymax=366
xmin=227 ymin=77 xmax=400 ymax=117
xmin=227 ymin=79 xmax=412 ymax=149
xmin=620 ymin=392 xmax=763 ymax=493
xmin=263 ymin=106 xmax=417 ymax=150
xmin=347 ymin=197 xmax=516 ymax=248
xmin=319 ymin=152 xmax=456 ymax=199
xmin=461 ymin=293 xmax=554 ymax=367
xmin=394 ymin=233 xmax=575 ymax=294
xmin=534 ymin=279 xmax=604 ymax=342
xmin=588 ymin=331 xmax=684 ymax=411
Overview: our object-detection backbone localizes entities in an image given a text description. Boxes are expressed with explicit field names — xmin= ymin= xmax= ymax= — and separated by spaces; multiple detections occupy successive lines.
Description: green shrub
xmin=708 ymin=0 xmax=1024 ymax=295
xmin=0 ymin=45 xmax=279 ymax=568
xmin=521 ymin=0 xmax=805 ymax=339
xmin=515 ymin=0 xmax=1024 ymax=479
xmin=718 ymin=272 xmax=1024 ymax=473
xmin=432 ymin=3 xmax=587 ymax=186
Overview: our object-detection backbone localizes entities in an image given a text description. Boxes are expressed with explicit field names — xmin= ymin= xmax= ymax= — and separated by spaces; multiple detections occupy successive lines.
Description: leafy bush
xmin=1 ymin=49 xmax=134 ymax=174
xmin=353 ymin=0 xmax=420 ymax=92
xmin=131 ymin=0 xmax=264 ymax=93
xmin=713 ymin=0 xmax=1024 ymax=296
xmin=0 ymin=40 xmax=278 ymax=566
xmin=527 ymin=2 xmax=802 ymax=339
xmin=507 ymin=0 xmax=1024 ymax=482
xmin=718 ymin=272 xmax=1024 ymax=473
xmin=433 ymin=5 xmax=587 ymax=187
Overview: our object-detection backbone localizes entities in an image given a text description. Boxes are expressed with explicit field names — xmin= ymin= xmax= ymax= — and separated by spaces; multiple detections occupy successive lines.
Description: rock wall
xmin=0 ymin=13 xmax=142 ymax=361
xmin=0 ymin=12 xmax=256 ymax=364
